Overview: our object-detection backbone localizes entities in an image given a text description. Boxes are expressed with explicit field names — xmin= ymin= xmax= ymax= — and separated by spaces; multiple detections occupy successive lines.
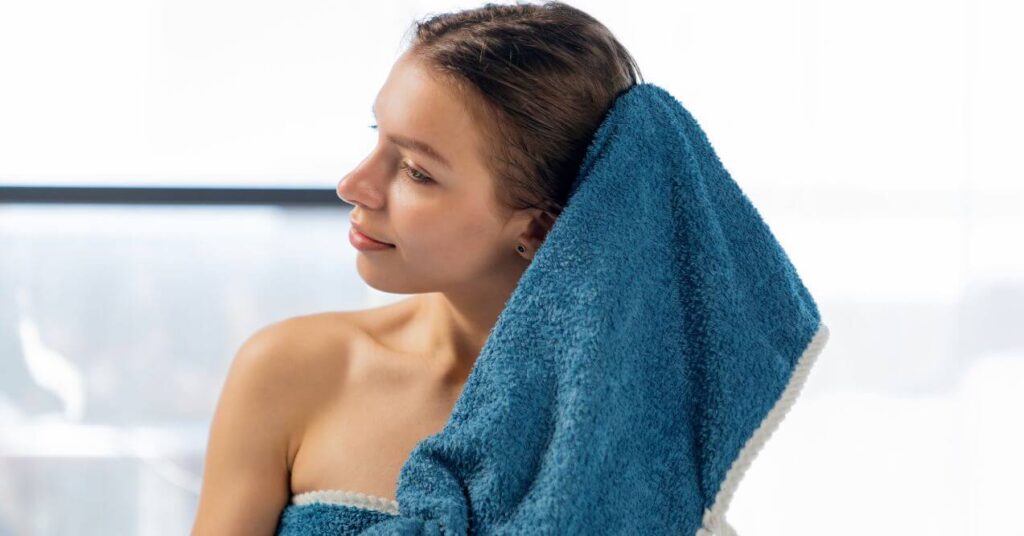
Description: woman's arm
xmin=191 ymin=324 xmax=296 ymax=535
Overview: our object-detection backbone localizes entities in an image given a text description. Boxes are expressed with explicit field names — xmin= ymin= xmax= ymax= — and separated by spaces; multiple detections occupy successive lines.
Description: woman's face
xmin=337 ymin=52 xmax=531 ymax=295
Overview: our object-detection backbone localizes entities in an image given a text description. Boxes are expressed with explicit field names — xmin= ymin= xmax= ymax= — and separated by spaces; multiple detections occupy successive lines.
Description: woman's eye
xmin=367 ymin=124 xmax=432 ymax=184
xmin=398 ymin=160 xmax=433 ymax=184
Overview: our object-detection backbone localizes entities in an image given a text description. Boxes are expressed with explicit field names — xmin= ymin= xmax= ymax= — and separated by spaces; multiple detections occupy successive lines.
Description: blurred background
xmin=1 ymin=0 xmax=1022 ymax=534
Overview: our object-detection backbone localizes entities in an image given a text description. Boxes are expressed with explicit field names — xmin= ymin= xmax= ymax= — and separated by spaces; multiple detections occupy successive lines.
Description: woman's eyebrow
xmin=372 ymin=105 xmax=453 ymax=171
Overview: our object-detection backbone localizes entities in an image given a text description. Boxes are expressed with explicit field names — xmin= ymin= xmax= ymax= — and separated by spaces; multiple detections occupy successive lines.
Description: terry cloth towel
xmin=275 ymin=82 xmax=830 ymax=535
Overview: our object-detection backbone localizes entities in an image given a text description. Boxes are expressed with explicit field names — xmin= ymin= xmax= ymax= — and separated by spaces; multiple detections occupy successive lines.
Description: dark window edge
xmin=0 ymin=186 xmax=344 ymax=206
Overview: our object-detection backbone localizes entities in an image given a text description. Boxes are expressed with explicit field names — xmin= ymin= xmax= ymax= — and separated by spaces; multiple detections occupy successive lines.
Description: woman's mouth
xmin=349 ymin=227 xmax=395 ymax=251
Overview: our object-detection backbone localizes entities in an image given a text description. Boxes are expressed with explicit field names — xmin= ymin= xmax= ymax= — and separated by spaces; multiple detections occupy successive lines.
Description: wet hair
xmin=403 ymin=1 xmax=643 ymax=219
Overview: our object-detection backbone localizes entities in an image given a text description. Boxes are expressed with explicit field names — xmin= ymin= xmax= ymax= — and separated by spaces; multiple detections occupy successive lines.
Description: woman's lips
xmin=349 ymin=227 xmax=395 ymax=251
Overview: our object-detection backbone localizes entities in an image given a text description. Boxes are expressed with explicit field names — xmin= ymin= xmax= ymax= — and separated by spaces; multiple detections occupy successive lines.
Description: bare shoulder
xmin=191 ymin=313 xmax=357 ymax=535
xmin=243 ymin=312 xmax=356 ymax=382
xmin=247 ymin=312 xmax=363 ymax=442
xmin=228 ymin=313 xmax=355 ymax=416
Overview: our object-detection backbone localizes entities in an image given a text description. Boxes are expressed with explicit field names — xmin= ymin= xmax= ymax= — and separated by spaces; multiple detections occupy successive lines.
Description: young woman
xmin=191 ymin=2 xmax=642 ymax=533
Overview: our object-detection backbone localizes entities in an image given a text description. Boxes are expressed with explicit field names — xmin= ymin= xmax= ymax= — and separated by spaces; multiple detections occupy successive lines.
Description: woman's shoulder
xmin=233 ymin=315 xmax=349 ymax=391
xmin=239 ymin=311 xmax=372 ymax=401
xmin=242 ymin=301 xmax=420 ymax=433
xmin=267 ymin=298 xmax=420 ymax=366
xmin=193 ymin=312 xmax=365 ymax=534
xmin=255 ymin=302 xmax=421 ymax=469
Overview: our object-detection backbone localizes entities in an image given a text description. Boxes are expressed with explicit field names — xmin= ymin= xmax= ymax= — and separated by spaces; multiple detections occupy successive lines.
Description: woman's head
xmin=337 ymin=1 xmax=642 ymax=296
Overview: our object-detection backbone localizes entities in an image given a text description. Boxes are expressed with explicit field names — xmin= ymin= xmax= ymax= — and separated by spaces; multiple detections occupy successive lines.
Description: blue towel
xmin=276 ymin=82 xmax=830 ymax=535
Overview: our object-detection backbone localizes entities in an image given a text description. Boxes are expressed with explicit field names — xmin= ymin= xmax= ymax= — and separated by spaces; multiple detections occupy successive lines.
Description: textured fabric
xmin=275 ymin=82 xmax=830 ymax=535
xmin=276 ymin=503 xmax=398 ymax=535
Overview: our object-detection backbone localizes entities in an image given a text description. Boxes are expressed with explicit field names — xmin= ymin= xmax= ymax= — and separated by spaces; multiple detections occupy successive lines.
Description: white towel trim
xmin=291 ymin=488 xmax=400 ymax=515
xmin=696 ymin=321 xmax=830 ymax=536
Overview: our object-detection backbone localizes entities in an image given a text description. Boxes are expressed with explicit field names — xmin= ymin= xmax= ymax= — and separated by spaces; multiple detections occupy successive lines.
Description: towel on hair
xmin=275 ymin=82 xmax=830 ymax=535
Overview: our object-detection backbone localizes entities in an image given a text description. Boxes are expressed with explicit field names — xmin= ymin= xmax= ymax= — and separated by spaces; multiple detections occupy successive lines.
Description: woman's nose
xmin=337 ymin=153 xmax=376 ymax=207
xmin=336 ymin=175 xmax=352 ymax=205
xmin=337 ymin=160 xmax=362 ymax=205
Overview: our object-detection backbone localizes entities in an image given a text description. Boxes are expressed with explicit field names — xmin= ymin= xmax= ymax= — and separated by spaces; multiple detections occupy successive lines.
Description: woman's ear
xmin=518 ymin=209 xmax=558 ymax=252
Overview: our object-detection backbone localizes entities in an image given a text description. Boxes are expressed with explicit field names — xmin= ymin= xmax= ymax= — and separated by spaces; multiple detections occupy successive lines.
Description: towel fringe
xmin=695 ymin=321 xmax=830 ymax=536
xmin=291 ymin=488 xmax=400 ymax=515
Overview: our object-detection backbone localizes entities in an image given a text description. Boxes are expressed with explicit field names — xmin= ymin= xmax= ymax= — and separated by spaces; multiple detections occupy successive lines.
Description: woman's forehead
xmin=375 ymin=58 xmax=488 ymax=176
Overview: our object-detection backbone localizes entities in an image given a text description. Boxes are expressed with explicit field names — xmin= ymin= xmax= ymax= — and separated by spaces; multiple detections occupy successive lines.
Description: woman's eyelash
xmin=398 ymin=160 xmax=433 ymax=184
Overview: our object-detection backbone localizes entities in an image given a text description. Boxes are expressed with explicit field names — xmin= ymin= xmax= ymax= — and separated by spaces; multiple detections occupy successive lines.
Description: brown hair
xmin=403 ymin=1 xmax=643 ymax=219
